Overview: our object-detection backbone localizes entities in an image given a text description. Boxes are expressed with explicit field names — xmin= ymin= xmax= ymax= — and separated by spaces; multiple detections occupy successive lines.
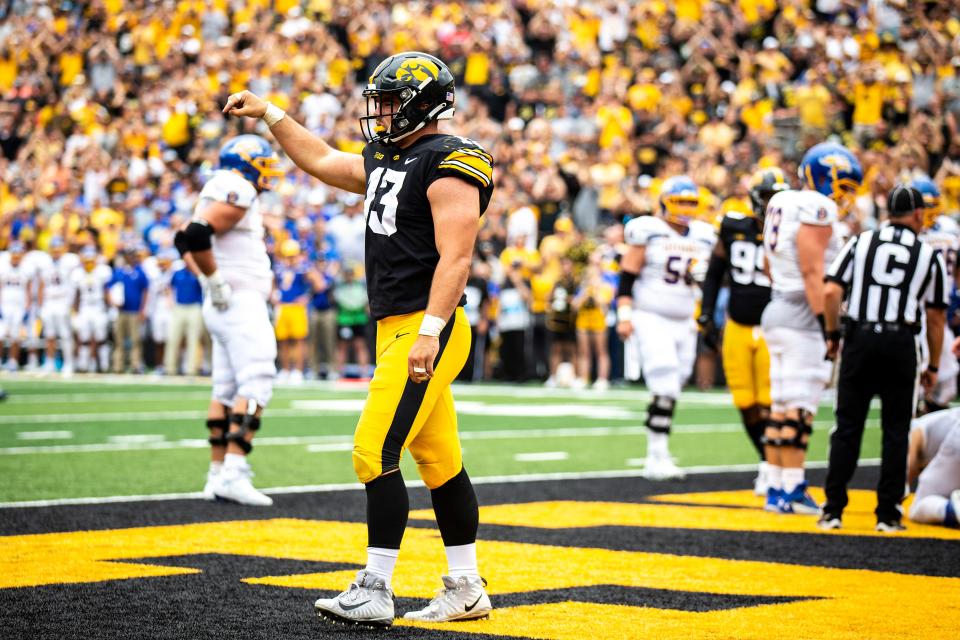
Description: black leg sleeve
xmin=430 ymin=467 xmax=479 ymax=547
xmin=739 ymin=406 xmax=766 ymax=459
xmin=365 ymin=471 xmax=409 ymax=550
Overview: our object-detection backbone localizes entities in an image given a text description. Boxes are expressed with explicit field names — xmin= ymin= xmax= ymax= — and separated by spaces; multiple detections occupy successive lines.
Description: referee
xmin=820 ymin=184 xmax=950 ymax=532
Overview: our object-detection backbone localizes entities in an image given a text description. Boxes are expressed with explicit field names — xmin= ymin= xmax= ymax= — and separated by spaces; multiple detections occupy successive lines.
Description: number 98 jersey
xmin=623 ymin=214 xmax=715 ymax=320
xmin=361 ymin=134 xmax=494 ymax=320
xmin=716 ymin=211 xmax=771 ymax=326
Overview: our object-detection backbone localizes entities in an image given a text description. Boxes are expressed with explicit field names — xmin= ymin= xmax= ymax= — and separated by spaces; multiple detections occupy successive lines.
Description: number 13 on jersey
xmin=365 ymin=167 xmax=408 ymax=237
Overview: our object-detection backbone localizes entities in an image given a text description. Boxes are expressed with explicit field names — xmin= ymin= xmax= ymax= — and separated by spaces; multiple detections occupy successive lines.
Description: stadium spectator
xmin=274 ymin=239 xmax=310 ymax=383
xmin=306 ymin=255 xmax=337 ymax=380
xmin=573 ymin=260 xmax=613 ymax=390
xmin=497 ymin=259 xmax=531 ymax=382
xmin=165 ymin=258 xmax=204 ymax=376
xmin=545 ymin=255 xmax=579 ymax=388
xmin=108 ymin=246 xmax=149 ymax=373
xmin=335 ymin=262 xmax=370 ymax=378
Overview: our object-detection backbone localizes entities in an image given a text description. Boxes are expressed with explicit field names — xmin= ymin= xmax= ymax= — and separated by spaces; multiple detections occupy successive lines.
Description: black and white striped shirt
xmin=826 ymin=224 xmax=949 ymax=325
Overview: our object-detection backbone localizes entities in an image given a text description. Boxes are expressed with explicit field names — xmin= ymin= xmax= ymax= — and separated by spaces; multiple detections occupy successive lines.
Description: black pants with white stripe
xmin=824 ymin=326 xmax=918 ymax=523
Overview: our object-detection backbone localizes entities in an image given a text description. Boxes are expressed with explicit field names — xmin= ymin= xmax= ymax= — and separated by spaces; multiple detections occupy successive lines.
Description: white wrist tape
xmin=617 ymin=305 xmax=633 ymax=324
xmin=418 ymin=314 xmax=446 ymax=337
xmin=262 ymin=102 xmax=286 ymax=127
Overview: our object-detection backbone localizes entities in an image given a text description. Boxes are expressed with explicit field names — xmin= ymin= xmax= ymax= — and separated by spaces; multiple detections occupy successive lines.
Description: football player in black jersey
xmin=699 ymin=168 xmax=788 ymax=495
xmin=224 ymin=52 xmax=494 ymax=627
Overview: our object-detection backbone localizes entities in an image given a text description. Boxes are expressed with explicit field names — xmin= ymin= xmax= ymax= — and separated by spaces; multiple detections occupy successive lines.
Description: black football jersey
xmin=717 ymin=211 xmax=771 ymax=326
xmin=361 ymin=133 xmax=494 ymax=320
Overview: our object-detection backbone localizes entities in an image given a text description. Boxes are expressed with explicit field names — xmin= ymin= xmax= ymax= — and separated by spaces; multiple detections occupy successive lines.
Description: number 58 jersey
xmin=361 ymin=134 xmax=494 ymax=321
xmin=623 ymin=215 xmax=715 ymax=320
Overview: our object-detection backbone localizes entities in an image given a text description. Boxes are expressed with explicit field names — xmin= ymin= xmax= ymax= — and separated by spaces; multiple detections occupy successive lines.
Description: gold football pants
xmin=353 ymin=308 xmax=470 ymax=489
xmin=722 ymin=318 xmax=771 ymax=409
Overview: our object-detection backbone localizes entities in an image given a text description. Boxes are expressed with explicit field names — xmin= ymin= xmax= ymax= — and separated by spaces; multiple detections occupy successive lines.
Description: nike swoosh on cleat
xmin=465 ymin=595 xmax=483 ymax=612
xmin=337 ymin=599 xmax=372 ymax=611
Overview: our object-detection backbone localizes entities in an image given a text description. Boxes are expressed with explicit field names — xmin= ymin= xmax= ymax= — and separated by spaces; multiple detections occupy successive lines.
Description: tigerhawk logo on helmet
xmin=360 ymin=51 xmax=455 ymax=145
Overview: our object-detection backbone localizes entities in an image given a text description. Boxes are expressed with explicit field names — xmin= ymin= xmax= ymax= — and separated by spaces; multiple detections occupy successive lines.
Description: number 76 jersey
xmin=361 ymin=134 xmax=494 ymax=321
xmin=623 ymin=215 xmax=715 ymax=320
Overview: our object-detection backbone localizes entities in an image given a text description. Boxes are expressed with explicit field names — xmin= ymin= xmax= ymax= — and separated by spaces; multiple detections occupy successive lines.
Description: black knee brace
xmin=206 ymin=418 xmax=229 ymax=447
xmin=646 ymin=395 xmax=676 ymax=434
xmin=762 ymin=417 xmax=784 ymax=447
xmin=781 ymin=418 xmax=808 ymax=450
xmin=225 ymin=405 xmax=261 ymax=454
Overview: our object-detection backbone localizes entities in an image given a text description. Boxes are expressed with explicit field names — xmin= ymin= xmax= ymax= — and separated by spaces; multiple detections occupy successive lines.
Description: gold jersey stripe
xmin=442 ymin=149 xmax=493 ymax=177
xmin=437 ymin=159 xmax=492 ymax=186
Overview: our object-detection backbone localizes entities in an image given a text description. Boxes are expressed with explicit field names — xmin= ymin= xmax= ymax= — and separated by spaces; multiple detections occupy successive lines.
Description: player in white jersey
xmin=174 ymin=134 xmax=282 ymax=507
xmin=616 ymin=176 xmax=715 ymax=480
xmin=0 ymin=242 xmax=35 ymax=370
xmin=911 ymin=176 xmax=960 ymax=412
xmin=761 ymin=142 xmax=863 ymax=514
xmin=71 ymin=246 xmax=113 ymax=373
xmin=145 ymin=248 xmax=176 ymax=374
xmin=37 ymin=237 xmax=80 ymax=374
xmin=906 ymin=407 xmax=960 ymax=528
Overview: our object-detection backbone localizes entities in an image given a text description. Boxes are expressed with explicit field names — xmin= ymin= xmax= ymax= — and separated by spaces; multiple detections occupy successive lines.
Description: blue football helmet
xmin=219 ymin=135 xmax=283 ymax=191
xmin=659 ymin=175 xmax=701 ymax=226
xmin=909 ymin=175 xmax=942 ymax=229
xmin=798 ymin=142 xmax=862 ymax=214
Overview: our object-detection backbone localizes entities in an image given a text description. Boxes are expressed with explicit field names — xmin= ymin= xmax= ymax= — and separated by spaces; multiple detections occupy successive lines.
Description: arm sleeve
xmin=198 ymin=172 xmax=257 ymax=209
xmin=700 ymin=250 xmax=727 ymax=318
xmin=796 ymin=196 xmax=838 ymax=226
xmin=623 ymin=216 xmax=654 ymax=246
xmin=825 ymin=235 xmax=858 ymax=287
xmin=924 ymin=250 xmax=950 ymax=309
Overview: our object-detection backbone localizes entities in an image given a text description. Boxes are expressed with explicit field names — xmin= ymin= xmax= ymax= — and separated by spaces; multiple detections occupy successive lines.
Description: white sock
xmin=224 ymin=452 xmax=247 ymax=471
xmin=97 ymin=344 xmax=109 ymax=370
xmin=365 ymin=547 xmax=399 ymax=588
xmin=782 ymin=467 xmax=805 ymax=494
xmin=77 ymin=345 xmax=90 ymax=370
xmin=758 ymin=461 xmax=770 ymax=481
xmin=647 ymin=430 xmax=669 ymax=458
xmin=445 ymin=543 xmax=479 ymax=579
xmin=209 ymin=461 xmax=223 ymax=475
xmin=767 ymin=465 xmax=783 ymax=491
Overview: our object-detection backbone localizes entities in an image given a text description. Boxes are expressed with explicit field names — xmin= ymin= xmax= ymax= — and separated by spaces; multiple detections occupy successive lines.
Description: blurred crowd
xmin=2 ymin=0 xmax=960 ymax=383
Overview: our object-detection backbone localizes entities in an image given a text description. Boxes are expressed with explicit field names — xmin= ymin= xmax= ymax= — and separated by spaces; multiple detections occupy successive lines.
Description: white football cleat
xmin=641 ymin=455 xmax=687 ymax=481
xmin=592 ymin=378 xmax=610 ymax=391
xmin=315 ymin=570 xmax=395 ymax=627
xmin=214 ymin=464 xmax=273 ymax=506
xmin=403 ymin=575 xmax=492 ymax=622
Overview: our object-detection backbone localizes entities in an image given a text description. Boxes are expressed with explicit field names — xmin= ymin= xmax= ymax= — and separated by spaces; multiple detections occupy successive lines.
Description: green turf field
xmin=0 ymin=376 xmax=882 ymax=504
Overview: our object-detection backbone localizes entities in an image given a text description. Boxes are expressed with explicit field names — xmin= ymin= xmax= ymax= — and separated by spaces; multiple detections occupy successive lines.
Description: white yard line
xmin=16 ymin=431 xmax=73 ymax=440
xmin=514 ymin=452 xmax=570 ymax=462
xmin=0 ymin=421 xmax=876 ymax=455
xmin=0 ymin=459 xmax=881 ymax=509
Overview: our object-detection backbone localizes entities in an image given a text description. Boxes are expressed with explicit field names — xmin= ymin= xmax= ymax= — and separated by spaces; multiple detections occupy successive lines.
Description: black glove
xmin=697 ymin=313 xmax=719 ymax=351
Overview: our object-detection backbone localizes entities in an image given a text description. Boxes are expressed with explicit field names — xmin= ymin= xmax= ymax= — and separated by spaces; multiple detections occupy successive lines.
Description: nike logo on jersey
xmin=395 ymin=332 xmax=411 ymax=338
xmin=404 ymin=157 xmax=419 ymax=165
xmin=338 ymin=599 xmax=372 ymax=611
xmin=465 ymin=594 xmax=483 ymax=612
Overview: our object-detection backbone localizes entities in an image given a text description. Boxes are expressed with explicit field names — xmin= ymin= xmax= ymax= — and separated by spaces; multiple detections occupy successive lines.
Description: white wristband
xmin=617 ymin=305 xmax=633 ymax=324
xmin=418 ymin=314 xmax=446 ymax=337
xmin=262 ymin=102 xmax=286 ymax=128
